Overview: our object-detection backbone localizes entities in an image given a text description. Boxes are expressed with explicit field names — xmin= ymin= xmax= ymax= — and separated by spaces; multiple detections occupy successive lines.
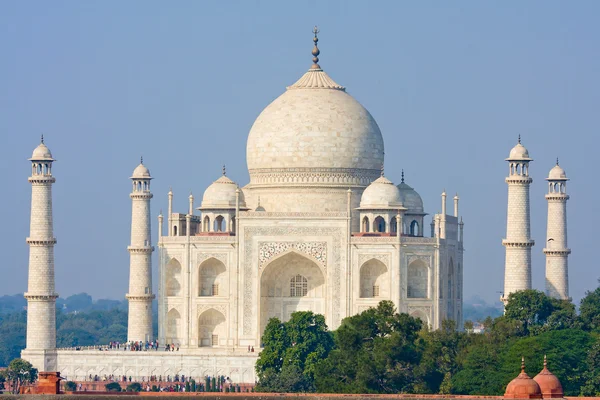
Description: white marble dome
xmin=548 ymin=164 xmax=568 ymax=180
xmin=201 ymin=175 xmax=246 ymax=209
xmin=507 ymin=142 xmax=532 ymax=161
xmin=360 ymin=176 xmax=402 ymax=208
xmin=131 ymin=163 xmax=151 ymax=179
xmin=30 ymin=142 xmax=54 ymax=161
xmin=397 ymin=182 xmax=424 ymax=213
xmin=246 ymin=68 xmax=385 ymax=186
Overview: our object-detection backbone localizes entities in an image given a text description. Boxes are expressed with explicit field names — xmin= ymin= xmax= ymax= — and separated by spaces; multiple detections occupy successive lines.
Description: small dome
xmin=533 ymin=357 xmax=564 ymax=398
xmin=507 ymin=142 xmax=533 ymax=161
xmin=30 ymin=142 xmax=54 ymax=161
xmin=131 ymin=163 xmax=151 ymax=179
xmin=547 ymin=164 xmax=567 ymax=181
xmin=504 ymin=360 xmax=543 ymax=399
xmin=360 ymin=176 xmax=403 ymax=208
xmin=201 ymin=174 xmax=246 ymax=209
xmin=397 ymin=182 xmax=424 ymax=214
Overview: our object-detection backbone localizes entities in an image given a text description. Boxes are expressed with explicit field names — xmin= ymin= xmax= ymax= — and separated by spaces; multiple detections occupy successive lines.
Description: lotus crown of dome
xmin=246 ymin=32 xmax=384 ymax=189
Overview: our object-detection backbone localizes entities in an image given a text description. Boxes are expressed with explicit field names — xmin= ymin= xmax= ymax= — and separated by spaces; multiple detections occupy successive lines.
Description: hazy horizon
xmin=1 ymin=1 xmax=598 ymax=305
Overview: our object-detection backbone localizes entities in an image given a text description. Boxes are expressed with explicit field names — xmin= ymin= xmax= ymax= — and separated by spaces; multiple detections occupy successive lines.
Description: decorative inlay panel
xmin=406 ymin=254 xmax=432 ymax=266
xmin=243 ymin=226 xmax=343 ymax=335
xmin=197 ymin=304 xmax=227 ymax=317
xmin=197 ymin=253 xmax=228 ymax=265
xmin=358 ymin=253 xmax=390 ymax=267
xmin=258 ymin=242 xmax=327 ymax=270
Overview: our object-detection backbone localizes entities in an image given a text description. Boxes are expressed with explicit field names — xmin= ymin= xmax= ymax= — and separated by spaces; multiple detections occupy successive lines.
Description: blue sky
xmin=1 ymin=1 xmax=598 ymax=305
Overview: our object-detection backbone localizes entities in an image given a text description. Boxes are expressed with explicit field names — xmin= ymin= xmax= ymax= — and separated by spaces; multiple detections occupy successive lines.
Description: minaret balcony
xmin=26 ymin=237 xmax=57 ymax=245
xmin=502 ymin=239 xmax=535 ymax=247
xmin=127 ymin=245 xmax=154 ymax=253
xmin=543 ymin=248 xmax=571 ymax=255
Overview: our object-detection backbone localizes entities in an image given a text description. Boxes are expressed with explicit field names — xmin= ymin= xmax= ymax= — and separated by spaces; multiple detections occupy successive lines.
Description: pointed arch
xmin=198 ymin=257 xmax=226 ymax=296
xmin=374 ymin=216 xmax=386 ymax=233
xmin=362 ymin=216 xmax=370 ymax=232
xmin=359 ymin=258 xmax=388 ymax=298
xmin=166 ymin=308 xmax=182 ymax=344
xmin=214 ymin=215 xmax=225 ymax=232
xmin=166 ymin=258 xmax=182 ymax=296
xmin=198 ymin=308 xmax=226 ymax=347
xmin=410 ymin=220 xmax=420 ymax=236
xmin=410 ymin=310 xmax=430 ymax=327
xmin=260 ymin=252 xmax=325 ymax=335
xmin=407 ymin=259 xmax=428 ymax=298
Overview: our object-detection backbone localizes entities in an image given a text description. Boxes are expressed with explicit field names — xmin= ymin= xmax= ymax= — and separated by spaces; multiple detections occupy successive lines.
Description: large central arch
xmin=260 ymin=251 xmax=325 ymax=336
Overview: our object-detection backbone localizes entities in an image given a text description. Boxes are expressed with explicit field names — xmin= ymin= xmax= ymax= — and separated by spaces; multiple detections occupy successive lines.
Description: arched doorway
xmin=359 ymin=259 xmax=388 ymax=298
xmin=166 ymin=258 xmax=182 ymax=296
xmin=166 ymin=308 xmax=181 ymax=345
xmin=198 ymin=308 xmax=226 ymax=347
xmin=198 ymin=258 xmax=226 ymax=297
xmin=260 ymin=252 xmax=325 ymax=337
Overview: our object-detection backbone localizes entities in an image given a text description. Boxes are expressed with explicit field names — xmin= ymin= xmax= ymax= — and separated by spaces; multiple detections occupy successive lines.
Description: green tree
xmin=315 ymin=301 xmax=423 ymax=394
xmin=105 ymin=382 xmax=122 ymax=392
xmin=417 ymin=319 xmax=467 ymax=394
xmin=581 ymin=338 xmax=600 ymax=396
xmin=3 ymin=358 xmax=37 ymax=394
xmin=500 ymin=329 xmax=592 ymax=396
xmin=256 ymin=311 xmax=333 ymax=392
xmin=504 ymin=290 xmax=553 ymax=334
xmin=64 ymin=381 xmax=77 ymax=391
xmin=126 ymin=382 xmax=142 ymax=392
xmin=580 ymin=284 xmax=600 ymax=331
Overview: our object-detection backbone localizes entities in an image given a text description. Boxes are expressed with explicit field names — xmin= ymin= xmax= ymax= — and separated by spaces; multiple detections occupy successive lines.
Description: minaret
xmin=543 ymin=159 xmax=570 ymax=300
xmin=22 ymin=136 xmax=58 ymax=371
xmin=502 ymin=137 xmax=534 ymax=304
xmin=126 ymin=158 xmax=155 ymax=342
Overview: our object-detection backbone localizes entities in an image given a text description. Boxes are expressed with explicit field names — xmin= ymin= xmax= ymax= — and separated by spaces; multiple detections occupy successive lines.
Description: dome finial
xmin=40 ymin=134 xmax=44 ymax=144
xmin=401 ymin=169 xmax=405 ymax=183
xmin=257 ymin=196 xmax=261 ymax=207
xmin=222 ymin=164 xmax=226 ymax=176
xmin=521 ymin=356 xmax=526 ymax=373
xmin=311 ymin=26 xmax=321 ymax=70
xmin=380 ymin=162 xmax=385 ymax=177
xmin=518 ymin=134 xmax=521 ymax=144
xmin=556 ymin=157 xmax=559 ymax=166
xmin=140 ymin=156 xmax=143 ymax=165
xmin=543 ymin=355 xmax=547 ymax=368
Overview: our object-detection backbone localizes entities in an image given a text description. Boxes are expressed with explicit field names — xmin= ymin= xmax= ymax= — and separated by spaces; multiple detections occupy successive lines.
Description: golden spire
xmin=521 ymin=356 xmax=525 ymax=373
xmin=311 ymin=26 xmax=321 ymax=69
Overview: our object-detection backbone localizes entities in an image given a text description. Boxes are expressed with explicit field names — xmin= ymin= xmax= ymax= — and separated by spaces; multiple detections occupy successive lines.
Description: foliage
xmin=65 ymin=381 xmax=77 ymax=391
xmin=126 ymin=382 xmax=142 ymax=392
xmin=256 ymin=311 xmax=333 ymax=392
xmin=3 ymin=358 xmax=37 ymax=394
xmin=504 ymin=290 xmax=553 ymax=334
xmin=0 ymin=311 xmax=26 ymax=367
xmin=314 ymin=301 xmax=423 ymax=393
xmin=580 ymin=285 xmax=600 ymax=331
xmin=416 ymin=319 xmax=468 ymax=394
xmin=105 ymin=382 xmax=122 ymax=392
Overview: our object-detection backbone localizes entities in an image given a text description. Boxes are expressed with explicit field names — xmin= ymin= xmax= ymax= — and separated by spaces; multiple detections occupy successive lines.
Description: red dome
xmin=505 ymin=358 xmax=543 ymax=399
xmin=533 ymin=356 xmax=564 ymax=398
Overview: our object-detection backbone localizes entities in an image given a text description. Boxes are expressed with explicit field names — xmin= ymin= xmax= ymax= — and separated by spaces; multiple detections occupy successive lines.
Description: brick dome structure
xmin=533 ymin=356 xmax=564 ymax=398
xmin=504 ymin=358 xmax=543 ymax=399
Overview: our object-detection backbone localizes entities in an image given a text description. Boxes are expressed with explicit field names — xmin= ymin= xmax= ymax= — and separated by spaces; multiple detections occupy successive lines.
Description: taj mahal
xmin=19 ymin=29 xmax=570 ymax=383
